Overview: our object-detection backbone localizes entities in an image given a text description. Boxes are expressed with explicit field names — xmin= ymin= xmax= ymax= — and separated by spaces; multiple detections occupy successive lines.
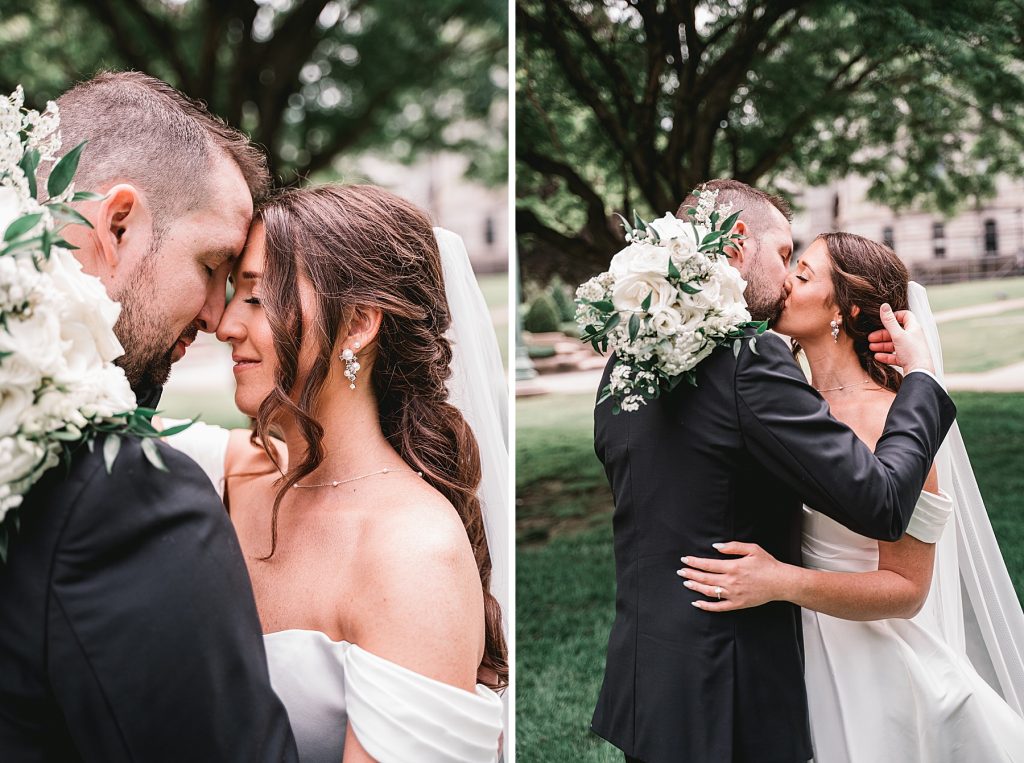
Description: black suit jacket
xmin=591 ymin=330 xmax=957 ymax=763
xmin=0 ymin=435 xmax=298 ymax=762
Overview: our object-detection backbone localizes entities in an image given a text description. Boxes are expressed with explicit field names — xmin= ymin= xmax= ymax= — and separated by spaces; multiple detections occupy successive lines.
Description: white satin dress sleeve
xmin=264 ymin=630 xmax=503 ymax=763
xmin=904 ymin=488 xmax=953 ymax=544
xmin=160 ymin=419 xmax=231 ymax=501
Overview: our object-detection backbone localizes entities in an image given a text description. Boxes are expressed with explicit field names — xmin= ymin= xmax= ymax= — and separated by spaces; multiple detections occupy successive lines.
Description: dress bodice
xmin=801 ymin=490 xmax=953 ymax=573
xmin=263 ymin=629 xmax=503 ymax=763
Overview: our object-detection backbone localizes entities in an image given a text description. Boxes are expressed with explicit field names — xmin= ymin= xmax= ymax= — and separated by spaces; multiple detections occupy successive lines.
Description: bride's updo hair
xmin=254 ymin=184 xmax=507 ymax=690
xmin=814 ymin=231 xmax=910 ymax=393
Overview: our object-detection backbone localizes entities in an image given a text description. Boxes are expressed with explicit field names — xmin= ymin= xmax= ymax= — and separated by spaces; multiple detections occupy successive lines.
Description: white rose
xmin=0 ymin=381 xmax=34 ymax=437
xmin=650 ymin=304 xmax=683 ymax=335
xmin=0 ymin=434 xmax=44 ymax=484
xmin=610 ymin=242 xmax=671 ymax=279
xmin=689 ymin=276 xmax=722 ymax=310
xmin=0 ymin=185 xmax=22 ymax=239
xmin=611 ymin=272 xmax=674 ymax=314
xmin=54 ymin=321 xmax=106 ymax=385
xmin=0 ymin=310 xmax=64 ymax=378
xmin=675 ymin=292 xmax=709 ymax=334
xmin=714 ymin=262 xmax=748 ymax=308
xmin=80 ymin=365 xmax=135 ymax=419
xmin=649 ymin=213 xmax=694 ymax=243
xmin=47 ymin=248 xmax=125 ymax=363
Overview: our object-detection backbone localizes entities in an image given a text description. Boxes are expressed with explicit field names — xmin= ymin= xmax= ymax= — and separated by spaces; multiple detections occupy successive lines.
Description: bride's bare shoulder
xmin=343 ymin=480 xmax=485 ymax=686
xmin=225 ymin=429 xmax=287 ymax=477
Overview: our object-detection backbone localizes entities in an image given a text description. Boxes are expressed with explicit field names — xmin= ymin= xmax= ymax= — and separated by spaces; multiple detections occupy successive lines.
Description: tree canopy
xmin=517 ymin=0 xmax=1024 ymax=281
xmin=0 ymin=0 xmax=507 ymax=186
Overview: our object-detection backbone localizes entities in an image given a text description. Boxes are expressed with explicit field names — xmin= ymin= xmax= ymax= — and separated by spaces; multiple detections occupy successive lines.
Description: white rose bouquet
xmin=576 ymin=188 xmax=767 ymax=413
xmin=0 ymin=86 xmax=191 ymax=560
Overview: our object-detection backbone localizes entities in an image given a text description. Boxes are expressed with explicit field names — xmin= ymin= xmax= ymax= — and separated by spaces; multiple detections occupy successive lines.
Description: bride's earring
xmin=341 ymin=341 xmax=361 ymax=389
xmin=830 ymin=319 xmax=841 ymax=343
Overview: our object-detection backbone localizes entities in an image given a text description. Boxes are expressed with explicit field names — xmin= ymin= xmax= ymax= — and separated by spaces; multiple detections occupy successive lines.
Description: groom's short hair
xmin=677 ymin=179 xmax=792 ymax=234
xmin=53 ymin=71 xmax=270 ymax=236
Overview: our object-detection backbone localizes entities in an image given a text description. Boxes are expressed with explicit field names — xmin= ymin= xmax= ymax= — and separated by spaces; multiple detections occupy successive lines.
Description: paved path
xmin=933 ymin=298 xmax=1024 ymax=324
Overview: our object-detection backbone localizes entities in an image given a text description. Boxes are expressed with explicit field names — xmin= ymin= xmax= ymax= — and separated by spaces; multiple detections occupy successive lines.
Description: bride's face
xmin=217 ymin=223 xmax=276 ymax=416
xmin=773 ymin=239 xmax=839 ymax=342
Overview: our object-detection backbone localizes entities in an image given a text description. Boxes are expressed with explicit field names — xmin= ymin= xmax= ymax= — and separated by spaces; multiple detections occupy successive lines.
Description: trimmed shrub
xmin=524 ymin=292 xmax=561 ymax=333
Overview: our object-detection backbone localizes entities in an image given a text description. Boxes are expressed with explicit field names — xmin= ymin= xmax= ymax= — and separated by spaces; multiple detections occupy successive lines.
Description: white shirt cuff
xmin=906 ymin=368 xmax=944 ymax=389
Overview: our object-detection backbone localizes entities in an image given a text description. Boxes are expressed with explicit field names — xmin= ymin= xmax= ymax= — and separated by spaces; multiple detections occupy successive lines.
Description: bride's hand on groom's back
xmin=677 ymin=542 xmax=796 ymax=612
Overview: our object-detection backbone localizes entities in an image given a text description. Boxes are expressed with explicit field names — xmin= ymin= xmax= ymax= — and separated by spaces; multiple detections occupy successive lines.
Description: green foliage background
xmin=517 ymin=0 xmax=1024 ymax=281
xmin=0 ymin=0 xmax=508 ymax=186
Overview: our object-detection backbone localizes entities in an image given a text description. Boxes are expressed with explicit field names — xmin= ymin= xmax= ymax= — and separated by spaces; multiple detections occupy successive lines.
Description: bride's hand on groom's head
xmin=867 ymin=304 xmax=935 ymax=374
xmin=677 ymin=542 xmax=792 ymax=612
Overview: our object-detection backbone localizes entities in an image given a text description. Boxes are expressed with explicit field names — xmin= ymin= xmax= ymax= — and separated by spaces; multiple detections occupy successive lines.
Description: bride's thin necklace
xmin=814 ymin=378 xmax=872 ymax=393
xmin=292 ymin=466 xmax=424 ymax=489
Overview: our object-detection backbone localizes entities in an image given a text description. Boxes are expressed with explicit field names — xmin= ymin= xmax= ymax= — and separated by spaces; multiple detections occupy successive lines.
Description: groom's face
xmin=735 ymin=205 xmax=793 ymax=323
xmin=72 ymin=154 xmax=254 ymax=390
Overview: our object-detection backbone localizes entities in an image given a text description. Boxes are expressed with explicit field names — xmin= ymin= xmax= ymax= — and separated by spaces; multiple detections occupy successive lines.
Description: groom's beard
xmin=743 ymin=255 xmax=788 ymax=324
xmin=111 ymin=251 xmax=183 ymax=393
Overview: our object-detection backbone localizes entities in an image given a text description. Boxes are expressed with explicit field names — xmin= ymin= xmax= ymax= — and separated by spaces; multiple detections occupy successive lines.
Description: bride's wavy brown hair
xmin=794 ymin=232 xmax=910 ymax=394
xmin=252 ymin=184 xmax=507 ymax=690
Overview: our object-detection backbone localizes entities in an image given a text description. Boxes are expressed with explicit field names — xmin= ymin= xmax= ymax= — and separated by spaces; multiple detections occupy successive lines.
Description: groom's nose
xmin=195 ymin=289 xmax=227 ymax=335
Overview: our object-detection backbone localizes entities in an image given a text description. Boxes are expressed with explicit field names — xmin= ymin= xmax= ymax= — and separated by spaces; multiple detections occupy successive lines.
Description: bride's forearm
xmin=780 ymin=565 xmax=925 ymax=621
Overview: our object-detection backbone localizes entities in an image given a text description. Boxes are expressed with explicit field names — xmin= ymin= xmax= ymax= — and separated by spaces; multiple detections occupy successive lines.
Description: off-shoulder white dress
xmin=165 ymin=422 xmax=504 ymax=762
xmin=802 ymin=491 xmax=1024 ymax=762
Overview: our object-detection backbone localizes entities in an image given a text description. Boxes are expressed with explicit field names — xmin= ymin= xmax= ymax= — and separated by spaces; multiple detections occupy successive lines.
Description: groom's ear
xmin=725 ymin=220 xmax=748 ymax=266
xmin=95 ymin=184 xmax=152 ymax=273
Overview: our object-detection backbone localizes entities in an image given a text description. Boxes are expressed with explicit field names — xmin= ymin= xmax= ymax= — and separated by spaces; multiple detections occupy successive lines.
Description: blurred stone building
xmin=338 ymin=152 xmax=508 ymax=274
xmin=791 ymin=176 xmax=1024 ymax=284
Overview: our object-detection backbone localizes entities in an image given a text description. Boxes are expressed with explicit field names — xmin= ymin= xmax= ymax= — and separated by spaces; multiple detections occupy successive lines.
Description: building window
xmin=932 ymin=221 xmax=946 ymax=259
xmin=882 ymin=226 xmax=895 ymax=251
xmin=984 ymin=218 xmax=998 ymax=255
xmin=484 ymin=216 xmax=495 ymax=246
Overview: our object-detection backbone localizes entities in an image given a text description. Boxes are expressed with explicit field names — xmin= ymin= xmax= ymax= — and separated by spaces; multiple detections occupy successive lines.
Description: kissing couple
xmin=0 ymin=71 xmax=508 ymax=762
xmin=591 ymin=179 xmax=1024 ymax=762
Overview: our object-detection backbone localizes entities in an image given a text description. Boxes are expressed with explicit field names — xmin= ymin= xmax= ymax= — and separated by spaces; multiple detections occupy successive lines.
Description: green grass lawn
xmin=939 ymin=307 xmax=1024 ymax=373
xmin=515 ymin=391 xmax=1024 ymax=762
xmin=926 ymin=276 xmax=1024 ymax=313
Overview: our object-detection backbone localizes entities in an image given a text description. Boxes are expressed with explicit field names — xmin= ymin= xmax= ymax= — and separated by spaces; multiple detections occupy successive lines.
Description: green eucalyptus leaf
xmin=641 ymin=290 xmax=653 ymax=311
xmin=51 ymin=203 xmax=93 ymax=229
xmin=720 ymin=210 xmax=741 ymax=233
xmin=50 ymin=429 xmax=81 ymax=442
xmin=3 ymin=213 xmax=44 ymax=242
xmin=605 ymin=312 xmax=621 ymax=331
xmin=667 ymin=257 xmax=680 ymax=280
xmin=71 ymin=191 xmax=105 ymax=202
xmin=590 ymin=299 xmax=615 ymax=312
xmin=141 ymin=437 xmax=169 ymax=472
xmin=47 ymin=141 xmax=88 ymax=199
xmin=18 ymin=149 xmax=40 ymax=199
xmin=156 ymin=419 xmax=196 ymax=437
xmin=614 ymin=212 xmax=631 ymax=233
xmin=632 ymin=210 xmax=647 ymax=232
xmin=628 ymin=313 xmax=640 ymax=341
xmin=103 ymin=434 xmax=121 ymax=474
xmin=679 ymin=282 xmax=702 ymax=295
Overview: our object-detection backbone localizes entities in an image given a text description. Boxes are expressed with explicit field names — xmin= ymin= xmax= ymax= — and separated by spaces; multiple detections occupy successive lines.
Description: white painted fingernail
xmin=712 ymin=543 xmax=724 ymax=549
xmin=691 ymin=601 xmax=702 ymax=608
xmin=683 ymin=581 xmax=695 ymax=589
